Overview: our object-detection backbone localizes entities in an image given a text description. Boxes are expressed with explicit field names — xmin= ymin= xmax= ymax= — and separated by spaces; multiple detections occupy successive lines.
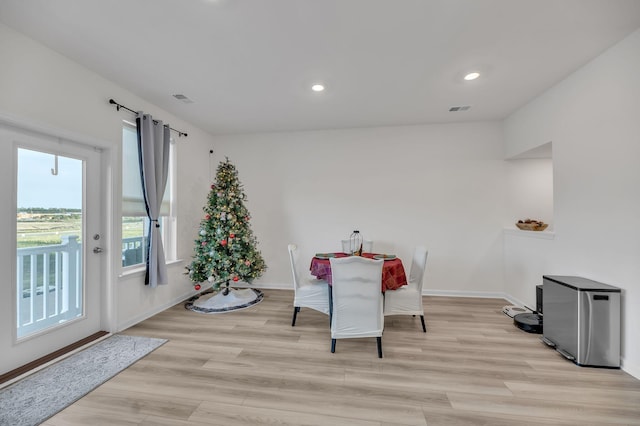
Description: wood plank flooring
xmin=43 ymin=290 xmax=640 ymax=425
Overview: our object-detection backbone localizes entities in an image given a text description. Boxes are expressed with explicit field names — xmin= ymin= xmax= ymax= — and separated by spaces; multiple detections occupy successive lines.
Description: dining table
xmin=309 ymin=252 xmax=407 ymax=292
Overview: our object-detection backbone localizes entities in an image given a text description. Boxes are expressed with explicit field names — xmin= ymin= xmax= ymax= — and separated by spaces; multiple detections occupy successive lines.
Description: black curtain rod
xmin=109 ymin=98 xmax=188 ymax=137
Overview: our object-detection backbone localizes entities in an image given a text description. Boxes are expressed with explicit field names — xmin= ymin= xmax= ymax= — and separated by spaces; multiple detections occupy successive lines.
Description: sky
xmin=17 ymin=148 xmax=82 ymax=209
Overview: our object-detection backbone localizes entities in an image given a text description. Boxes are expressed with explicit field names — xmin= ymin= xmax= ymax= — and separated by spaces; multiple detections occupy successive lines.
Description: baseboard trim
xmin=499 ymin=293 xmax=529 ymax=309
xmin=116 ymin=290 xmax=198 ymax=332
xmin=621 ymin=357 xmax=640 ymax=380
xmin=251 ymin=285 xmax=519 ymax=304
xmin=116 ymin=284 xmax=293 ymax=331
xmin=423 ymin=289 xmax=511 ymax=301
xmin=231 ymin=283 xmax=293 ymax=291
xmin=117 ymin=286 xmax=522 ymax=332
xmin=250 ymin=283 xmax=293 ymax=290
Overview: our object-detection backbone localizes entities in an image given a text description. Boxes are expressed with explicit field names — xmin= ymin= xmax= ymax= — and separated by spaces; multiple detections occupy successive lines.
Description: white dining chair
xmin=288 ymin=244 xmax=330 ymax=326
xmin=329 ymin=256 xmax=384 ymax=358
xmin=340 ymin=239 xmax=373 ymax=254
xmin=383 ymin=246 xmax=428 ymax=332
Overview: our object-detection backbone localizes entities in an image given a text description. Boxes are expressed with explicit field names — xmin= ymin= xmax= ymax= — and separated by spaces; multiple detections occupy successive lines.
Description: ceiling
xmin=1 ymin=0 xmax=640 ymax=136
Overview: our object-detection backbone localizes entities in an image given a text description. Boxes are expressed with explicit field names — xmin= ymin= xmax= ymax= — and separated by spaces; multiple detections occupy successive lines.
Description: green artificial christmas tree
xmin=187 ymin=158 xmax=266 ymax=296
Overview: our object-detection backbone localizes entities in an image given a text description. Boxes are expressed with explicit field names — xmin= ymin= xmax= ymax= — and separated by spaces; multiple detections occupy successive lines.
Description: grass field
xmin=17 ymin=216 xmax=144 ymax=248
xmin=17 ymin=215 xmax=146 ymax=290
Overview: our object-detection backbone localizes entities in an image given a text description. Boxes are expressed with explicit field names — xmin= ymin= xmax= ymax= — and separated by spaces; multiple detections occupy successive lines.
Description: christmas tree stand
xmin=186 ymin=282 xmax=263 ymax=314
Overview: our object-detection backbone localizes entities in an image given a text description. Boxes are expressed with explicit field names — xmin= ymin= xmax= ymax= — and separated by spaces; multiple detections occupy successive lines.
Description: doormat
xmin=185 ymin=288 xmax=263 ymax=313
xmin=0 ymin=334 xmax=167 ymax=426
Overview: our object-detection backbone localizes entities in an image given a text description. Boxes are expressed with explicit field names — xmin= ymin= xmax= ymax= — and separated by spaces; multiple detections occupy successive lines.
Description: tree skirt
xmin=185 ymin=288 xmax=263 ymax=314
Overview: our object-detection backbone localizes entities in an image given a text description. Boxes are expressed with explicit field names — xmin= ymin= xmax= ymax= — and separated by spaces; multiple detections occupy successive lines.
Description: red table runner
xmin=309 ymin=252 xmax=407 ymax=292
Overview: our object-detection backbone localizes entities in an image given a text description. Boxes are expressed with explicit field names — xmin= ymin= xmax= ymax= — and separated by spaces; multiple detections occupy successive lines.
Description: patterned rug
xmin=0 ymin=334 xmax=167 ymax=426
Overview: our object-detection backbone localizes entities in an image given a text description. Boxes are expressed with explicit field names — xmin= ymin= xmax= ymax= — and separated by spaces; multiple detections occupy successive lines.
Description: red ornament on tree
xmin=210 ymin=184 xmax=215 ymax=189
xmin=205 ymin=214 xmax=211 ymax=220
xmin=194 ymin=284 xmax=201 ymax=290
xmin=220 ymin=239 xmax=228 ymax=246
xmin=233 ymin=276 xmax=239 ymax=282
xmin=229 ymin=233 xmax=235 ymax=238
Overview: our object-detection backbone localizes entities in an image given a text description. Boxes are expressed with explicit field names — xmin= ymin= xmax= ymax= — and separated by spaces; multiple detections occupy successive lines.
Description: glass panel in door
xmin=16 ymin=148 xmax=84 ymax=339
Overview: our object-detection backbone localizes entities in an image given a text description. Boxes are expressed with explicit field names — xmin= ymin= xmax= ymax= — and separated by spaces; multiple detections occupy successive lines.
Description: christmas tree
xmin=187 ymin=158 xmax=266 ymax=295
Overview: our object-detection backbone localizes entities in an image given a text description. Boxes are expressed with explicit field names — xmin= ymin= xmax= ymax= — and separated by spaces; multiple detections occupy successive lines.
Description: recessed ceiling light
xmin=464 ymin=72 xmax=480 ymax=81
xmin=311 ymin=84 xmax=325 ymax=92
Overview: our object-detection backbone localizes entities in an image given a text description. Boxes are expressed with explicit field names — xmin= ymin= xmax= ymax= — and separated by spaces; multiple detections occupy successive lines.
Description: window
xmin=121 ymin=123 xmax=176 ymax=268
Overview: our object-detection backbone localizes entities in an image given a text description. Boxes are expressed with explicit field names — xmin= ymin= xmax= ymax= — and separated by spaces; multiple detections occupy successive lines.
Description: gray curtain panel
xmin=136 ymin=112 xmax=170 ymax=287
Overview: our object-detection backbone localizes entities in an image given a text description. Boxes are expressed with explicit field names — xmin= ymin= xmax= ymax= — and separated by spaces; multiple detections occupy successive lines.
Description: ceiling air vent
xmin=173 ymin=94 xmax=194 ymax=104
xmin=449 ymin=105 xmax=471 ymax=112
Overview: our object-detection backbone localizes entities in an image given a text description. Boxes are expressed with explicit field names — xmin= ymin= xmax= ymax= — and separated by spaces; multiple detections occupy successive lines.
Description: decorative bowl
xmin=516 ymin=221 xmax=548 ymax=231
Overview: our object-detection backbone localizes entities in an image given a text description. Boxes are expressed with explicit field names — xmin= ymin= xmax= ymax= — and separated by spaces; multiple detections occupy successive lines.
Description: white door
xmin=6 ymin=125 xmax=104 ymax=362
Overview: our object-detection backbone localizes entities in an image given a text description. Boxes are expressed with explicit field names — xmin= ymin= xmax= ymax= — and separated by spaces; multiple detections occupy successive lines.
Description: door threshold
xmin=0 ymin=330 xmax=110 ymax=388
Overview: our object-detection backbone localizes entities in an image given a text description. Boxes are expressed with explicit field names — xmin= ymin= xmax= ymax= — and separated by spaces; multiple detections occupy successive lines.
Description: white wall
xmin=504 ymin=29 xmax=640 ymax=378
xmin=212 ymin=122 xmax=506 ymax=297
xmin=0 ymin=22 xmax=212 ymax=374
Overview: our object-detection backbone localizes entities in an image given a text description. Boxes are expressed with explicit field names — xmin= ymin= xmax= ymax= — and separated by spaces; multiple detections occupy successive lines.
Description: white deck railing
xmin=122 ymin=236 xmax=146 ymax=267
xmin=16 ymin=235 xmax=82 ymax=338
xmin=16 ymin=235 xmax=147 ymax=337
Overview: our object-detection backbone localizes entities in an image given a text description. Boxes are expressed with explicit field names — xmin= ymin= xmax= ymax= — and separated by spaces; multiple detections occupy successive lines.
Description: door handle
xmin=93 ymin=247 xmax=103 ymax=254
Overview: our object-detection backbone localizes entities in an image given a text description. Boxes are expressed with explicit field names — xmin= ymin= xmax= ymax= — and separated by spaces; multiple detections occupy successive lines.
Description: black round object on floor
xmin=514 ymin=313 xmax=543 ymax=334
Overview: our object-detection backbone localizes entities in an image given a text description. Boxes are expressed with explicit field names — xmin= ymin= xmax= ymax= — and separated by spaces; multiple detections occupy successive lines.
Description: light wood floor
xmin=44 ymin=290 xmax=640 ymax=426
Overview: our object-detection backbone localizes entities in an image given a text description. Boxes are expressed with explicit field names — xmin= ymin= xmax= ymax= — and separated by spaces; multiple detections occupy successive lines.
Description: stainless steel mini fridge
xmin=542 ymin=275 xmax=620 ymax=368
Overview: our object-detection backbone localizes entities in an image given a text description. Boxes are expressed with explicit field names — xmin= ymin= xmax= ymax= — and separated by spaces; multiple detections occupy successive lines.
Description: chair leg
xmin=377 ymin=336 xmax=383 ymax=358
xmin=291 ymin=306 xmax=300 ymax=326
xmin=331 ymin=339 xmax=336 ymax=353
xmin=420 ymin=315 xmax=426 ymax=332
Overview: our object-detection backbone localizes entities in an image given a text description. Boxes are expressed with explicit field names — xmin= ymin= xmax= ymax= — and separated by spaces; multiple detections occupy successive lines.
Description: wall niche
xmin=505 ymin=142 xmax=553 ymax=232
